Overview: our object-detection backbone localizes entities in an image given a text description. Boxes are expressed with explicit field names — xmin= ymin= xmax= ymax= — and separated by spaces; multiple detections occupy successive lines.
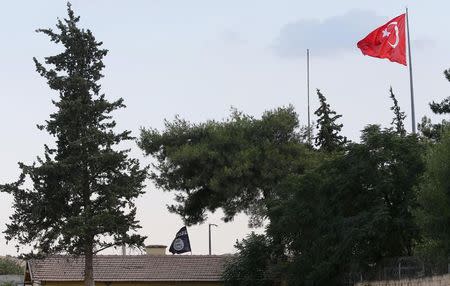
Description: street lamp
xmin=208 ymin=223 xmax=218 ymax=255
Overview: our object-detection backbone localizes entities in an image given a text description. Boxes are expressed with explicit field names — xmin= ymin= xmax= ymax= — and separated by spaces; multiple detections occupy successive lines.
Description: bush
xmin=0 ymin=257 xmax=23 ymax=275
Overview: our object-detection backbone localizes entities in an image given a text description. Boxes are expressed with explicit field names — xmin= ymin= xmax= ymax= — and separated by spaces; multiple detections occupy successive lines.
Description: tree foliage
xmin=0 ymin=257 xmax=23 ymax=275
xmin=419 ymin=67 xmax=450 ymax=140
xmin=314 ymin=89 xmax=346 ymax=152
xmin=337 ymin=126 xmax=424 ymax=258
xmin=416 ymin=129 xmax=450 ymax=262
xmin=389 ymin=87 xmax=406 ymax=136
xmin=266 ymin=126 xmax=424 ymax=285
xmin=430 ymin=68 xmax=450 ymax=114
xmin=140 ymin=87 xmax=428 ymax=284
xmin=418 ymin=116 xmax=445 ymax=142
xmin=0 ymin=4 xmax=147 ymax=286
xmin=139 ymin=106 xmax=313 ymax=226
xmin=267 ymin=169 xmax=343 ymax=285
xmin=223 ymin=233 xmax=277 ymax=286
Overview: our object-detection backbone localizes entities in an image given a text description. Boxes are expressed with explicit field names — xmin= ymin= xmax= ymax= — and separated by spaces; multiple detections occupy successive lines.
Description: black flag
xmin=169 ymin=226 xmax=191 ymax=254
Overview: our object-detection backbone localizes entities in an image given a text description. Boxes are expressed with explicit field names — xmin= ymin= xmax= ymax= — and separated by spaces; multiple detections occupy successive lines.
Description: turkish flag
xmin=357 ymin=14 xmax=406 ymax=65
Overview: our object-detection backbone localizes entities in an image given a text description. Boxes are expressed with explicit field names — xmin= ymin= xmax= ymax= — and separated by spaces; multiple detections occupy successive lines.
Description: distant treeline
xmin=0 ymin=257 xmax=23 ymax=275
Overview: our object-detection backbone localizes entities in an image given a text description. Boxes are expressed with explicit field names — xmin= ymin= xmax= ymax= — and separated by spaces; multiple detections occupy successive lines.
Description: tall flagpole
xmin=406 ymin=7 xmax=416 ymax=133
xmin=307 ymin=49 xmax=311 ymax=144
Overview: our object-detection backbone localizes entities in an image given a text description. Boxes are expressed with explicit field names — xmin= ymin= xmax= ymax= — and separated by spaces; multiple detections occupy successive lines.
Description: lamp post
xmin=208 ymin=223 xmax=218 ymax=255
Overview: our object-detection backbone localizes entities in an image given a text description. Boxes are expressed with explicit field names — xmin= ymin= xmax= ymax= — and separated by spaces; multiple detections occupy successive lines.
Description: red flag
xmin=357 ymin=14 xmax=406 ymax=65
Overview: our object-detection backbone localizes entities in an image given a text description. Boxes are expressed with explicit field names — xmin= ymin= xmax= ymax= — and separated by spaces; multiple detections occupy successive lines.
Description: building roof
xmin=28 ymin=255 xmax=231 ymax=282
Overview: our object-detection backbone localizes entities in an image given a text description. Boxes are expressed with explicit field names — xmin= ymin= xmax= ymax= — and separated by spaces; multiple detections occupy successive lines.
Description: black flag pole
xmin=406 ymin=7 xmax=416 ymax=133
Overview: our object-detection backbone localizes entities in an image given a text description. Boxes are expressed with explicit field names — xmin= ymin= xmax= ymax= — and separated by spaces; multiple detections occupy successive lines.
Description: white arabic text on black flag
xmin=169 ymin=226 xmax=192 ymax=254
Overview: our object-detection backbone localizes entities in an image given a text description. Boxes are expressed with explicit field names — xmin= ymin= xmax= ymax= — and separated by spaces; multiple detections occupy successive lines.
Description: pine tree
xmin=138 ymin=106 xmax=308 ymax=226
xmin=314 ymin=89 xmax=346 ymax=152
xmin=389 ymin=87 xmax=406 ymax=136
xmin=419 ymin=68 xmax=450 ymax=140
xmin=0 ymin=4 xmax=147 ymax=286
xmin=430 ymin=68 xmax=450 ymax=114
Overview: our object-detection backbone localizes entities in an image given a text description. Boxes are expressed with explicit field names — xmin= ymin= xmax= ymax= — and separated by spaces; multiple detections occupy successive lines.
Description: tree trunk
xmin=84 ymin=241 xmax=95 ymax=286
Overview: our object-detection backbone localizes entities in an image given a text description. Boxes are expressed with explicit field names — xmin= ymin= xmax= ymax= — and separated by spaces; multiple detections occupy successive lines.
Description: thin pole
xmin=406 ymin=8 xmax=416 ymax=133
xmin=208 ymin=224 xmax=211 ymax=255
xmin=208 ymin=223 xmax=217 ymax=255
xmin=307 ymin=49 xmax=311 ymax=143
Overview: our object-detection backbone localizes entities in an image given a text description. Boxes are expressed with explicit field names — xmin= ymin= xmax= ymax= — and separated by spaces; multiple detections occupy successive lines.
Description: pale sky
xmin=1 ymin=0 xmax=449 ymax=256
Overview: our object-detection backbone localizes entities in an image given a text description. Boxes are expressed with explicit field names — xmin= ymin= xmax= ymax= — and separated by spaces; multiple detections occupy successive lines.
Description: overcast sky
xmin=1 ymin=0 xmax=449 ymax=256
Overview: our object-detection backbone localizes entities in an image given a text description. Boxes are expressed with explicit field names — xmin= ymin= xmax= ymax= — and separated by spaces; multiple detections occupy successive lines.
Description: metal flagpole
xmin=307 ymin=49 xmax=311 ymax=143
xmin=406 ymin=7 xmax=416 ymax=133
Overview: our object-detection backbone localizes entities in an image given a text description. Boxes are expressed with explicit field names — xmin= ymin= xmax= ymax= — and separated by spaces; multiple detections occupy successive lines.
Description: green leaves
xmin=338 ymin=126 xmax=424 ymax=258
xmin=140 ymin=95 xmax=427 ymax=284
xmin=420 ymin=66 xmax=450 ymax=140
xmin=1 ymin=3 xmax=147 ymax=259
xmin=0 ymin=257 xmax=23 ymax=275
xmin=222 ymin=233 xmax=276 ymax=286
xmin=265 ymin=127 xmax=425 ymax=285
xmin=314 ymin=89 xmax=346 ymax=152
xmin=429 ymin=68 xmax=450 ymax=114
xmin=139 ymin=106 xmax=311 ymax=225
xmin=389 ymin=87 xmax=406 ymax=136
xmin=416 ymin=129 xmax=450 ymax=260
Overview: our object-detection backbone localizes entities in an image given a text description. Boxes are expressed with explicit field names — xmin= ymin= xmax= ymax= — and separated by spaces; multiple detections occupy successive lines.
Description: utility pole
xmin=208 ymin=223 xmax=218 ymax=255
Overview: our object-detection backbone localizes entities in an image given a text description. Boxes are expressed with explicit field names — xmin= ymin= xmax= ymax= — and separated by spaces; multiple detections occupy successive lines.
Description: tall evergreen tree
xmin=314 ymin=89 xmax=346 ymax=152
xmin=0 ymin=4 xmax=147 ymax=286
xmin=389 ymin=87 xmax=406 ymax=136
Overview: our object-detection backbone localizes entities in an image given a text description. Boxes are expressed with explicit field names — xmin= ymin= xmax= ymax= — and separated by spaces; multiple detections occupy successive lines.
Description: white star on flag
xmin=382 ymin=28 xmax=391 ymax=38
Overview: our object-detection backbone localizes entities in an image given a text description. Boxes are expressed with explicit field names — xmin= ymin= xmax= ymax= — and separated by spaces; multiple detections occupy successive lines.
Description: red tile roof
xmin=28 ymin=255 xmax=230 ymax=282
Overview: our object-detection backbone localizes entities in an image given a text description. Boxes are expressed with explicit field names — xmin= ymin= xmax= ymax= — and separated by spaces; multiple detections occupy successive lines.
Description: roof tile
xmin=29 ymin=255 xmax=231 ymax=282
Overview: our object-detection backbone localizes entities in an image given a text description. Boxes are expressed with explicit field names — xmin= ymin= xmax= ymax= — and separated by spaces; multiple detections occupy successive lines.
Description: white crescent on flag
xmin=387 ymin=22 xmax=400 ymax=48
